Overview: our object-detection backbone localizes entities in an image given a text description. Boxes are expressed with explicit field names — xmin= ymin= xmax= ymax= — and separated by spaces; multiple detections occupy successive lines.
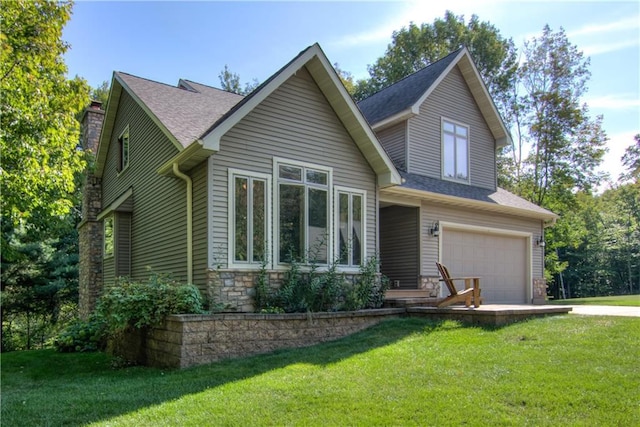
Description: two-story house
xmin=78 ymin=43 xmax=555 ymax=315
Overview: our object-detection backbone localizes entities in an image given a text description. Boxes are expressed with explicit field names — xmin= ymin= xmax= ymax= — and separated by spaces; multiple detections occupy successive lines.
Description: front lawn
xmin=2 ymin=316 xmax=639 ymax=426
xmin=549 ymin=294 xmax=640 ymax=306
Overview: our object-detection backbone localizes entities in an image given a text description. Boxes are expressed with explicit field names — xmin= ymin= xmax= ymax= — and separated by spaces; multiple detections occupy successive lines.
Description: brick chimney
xmin=78 ymin=100 xmax=105 ymax=319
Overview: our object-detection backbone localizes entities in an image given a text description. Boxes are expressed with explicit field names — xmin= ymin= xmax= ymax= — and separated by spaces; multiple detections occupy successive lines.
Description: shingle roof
xmin=357 ymin=48 xmax=463 ymax=125
xmin=116 ymin=72 xmax=243 ymax=148
xmin=399 ymin=171 xmax=556 ymax=218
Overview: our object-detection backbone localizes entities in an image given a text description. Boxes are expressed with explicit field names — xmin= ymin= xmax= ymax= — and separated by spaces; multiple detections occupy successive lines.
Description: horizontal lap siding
xmin=420 ymin=201 xmax=544 ymax=277
xmin=380 ymin=206 xmax=419 ymax=288
xmin=191 ymin=160 xmax=208 ymax=289
xmin=212 ymin=66 xmax=377 ymax=267
xmin=376 ymin=122 xmax=406 ymax=170
xmin=408 ymin=65 xmax=496 ymax=190
xmin=101 ymin=91 xmax=187 ymax=284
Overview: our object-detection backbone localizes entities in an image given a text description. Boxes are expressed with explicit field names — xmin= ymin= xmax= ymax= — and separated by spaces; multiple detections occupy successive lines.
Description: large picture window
xmin=276 ymin=160 xmax=331 ymax=264
xmin=229 ymin=169 xmax=270 ymax=265
xmin=336 ymin=188 xmax=365 ymax=267
xmin=442 ymin=119 xmax=469 ymax=182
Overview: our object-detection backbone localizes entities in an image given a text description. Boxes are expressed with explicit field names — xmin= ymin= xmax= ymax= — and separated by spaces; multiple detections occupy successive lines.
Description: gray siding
xmin=211 ymin=66 xmax=378 ymax=267
xmin=380 ymin=206 xmax=419 ymax=288
xmin=191 ymin=160 xmax=208 ymax=289
xmin=407 ymin=65 xmax=497 ymax=190
xmin=101 ymin=91 xmax=188 ymax=285
xmin=420 ymin=201 xmax=544 ymax=277
xmin=375 ymin=122 xmax=406 ymax=170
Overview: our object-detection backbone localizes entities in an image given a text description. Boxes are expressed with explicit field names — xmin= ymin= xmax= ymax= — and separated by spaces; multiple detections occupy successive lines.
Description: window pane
xmin=443 ymin=121 xmax=455 ymax=133
xmin=306 ymin=169 xmax=327 ymax=185
xmin=279 ymin=184 xmax=304 ymax=262
xmin=279 ymin=165 xmax=302 ymax=181
xmin=122 ymin=132 xmax=129 ymax=168
xmin=104 ymin=217 xmax=114 ymax=257
xmin=234 ymin=177 xmax=248 ymax=261
xmin=308 ymin=188 xmax=327 ymax=263
xmin=352 ymin=195 xmax=362 ymax=266
xmin=455 ymin=125 xmax=467 ymax=137
xmin=252 ymin=180 xmax=265 ymax=262
xmin=443 ymin=133 xmax=455 ymax=178
xmin=339 ymin=193 xmax=349 ymax=264
xmin=456 ymin=136 xmax=468 ymax=179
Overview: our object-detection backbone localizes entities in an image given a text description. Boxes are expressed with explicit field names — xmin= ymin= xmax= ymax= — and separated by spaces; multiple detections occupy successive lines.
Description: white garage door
xmin=442 ymin=229 xmax=528 ymax=304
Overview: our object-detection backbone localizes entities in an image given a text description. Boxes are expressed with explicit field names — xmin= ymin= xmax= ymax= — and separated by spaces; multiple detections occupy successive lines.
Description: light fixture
xmin=430 ymin=221 xmax=440 ymax=237
xmin=536 ymin=235 xmax=546 ymax=247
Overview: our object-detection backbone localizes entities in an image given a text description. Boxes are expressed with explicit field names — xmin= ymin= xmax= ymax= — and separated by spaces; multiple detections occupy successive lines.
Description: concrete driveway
xmin=568 ymin=305 xmax=640 ymax=317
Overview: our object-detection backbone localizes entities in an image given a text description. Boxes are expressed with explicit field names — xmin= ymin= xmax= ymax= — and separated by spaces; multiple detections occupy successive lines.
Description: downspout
xmin=172 ymin=163 xmax=193 ymax=284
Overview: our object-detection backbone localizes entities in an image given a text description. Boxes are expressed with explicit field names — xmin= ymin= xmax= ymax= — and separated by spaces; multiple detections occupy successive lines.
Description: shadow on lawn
xmin=2 ymin=317 xmax=464 ymax=426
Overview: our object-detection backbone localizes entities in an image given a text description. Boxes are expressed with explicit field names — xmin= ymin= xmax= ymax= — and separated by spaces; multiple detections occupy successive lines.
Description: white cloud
xmin=582 ymin=38 xmax=640 ymax=56
xmin=598 ymin=130 xmax=637 ymax=179
xmin=568 ymin=15 xmax=640 ymax=38
xmin=585 ymin=94 xmax=640 ymax=111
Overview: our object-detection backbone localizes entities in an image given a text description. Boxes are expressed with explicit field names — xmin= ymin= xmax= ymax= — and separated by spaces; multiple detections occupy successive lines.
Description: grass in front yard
xmin=548 ymin=294 xmax=640 ymax=306
xmin=2 ymin=316 xmax=639 ymax=426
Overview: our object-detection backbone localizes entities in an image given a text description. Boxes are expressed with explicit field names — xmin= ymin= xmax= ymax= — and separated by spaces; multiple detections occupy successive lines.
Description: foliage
xmin=91 ymin=80 xmax=110 ymax=106
xmin=53 ymin=315 xmax=107 ymax=353
xmin=333 ymin=62 xmax=355 ymax=95
xmin=95 ymin=274 xmax=205 ymax=334
xmin=621 ymin=133 xmax=640 ymax=181
xmin=1 ymin=220 xmax=80 ymax=352
xmin=218 ymin=64 xmax=259 ymax=95
xmin=352 ymin=11 xmax=518 ymax=110
xmin=255 ymin=254 xmax=388 ymax=313
xmin=0 ymin=0 xmax=90 ymax=230
xmin=2 ymin=317 xmax=639 ymax=426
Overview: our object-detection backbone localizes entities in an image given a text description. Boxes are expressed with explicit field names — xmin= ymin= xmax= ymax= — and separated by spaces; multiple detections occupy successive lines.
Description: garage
xmin=442 ymin=228 xmax=529 ymax=304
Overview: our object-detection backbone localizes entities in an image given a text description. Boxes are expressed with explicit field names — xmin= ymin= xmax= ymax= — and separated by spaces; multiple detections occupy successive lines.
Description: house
xmin=77 ymin=43 xmax=555 ymax=316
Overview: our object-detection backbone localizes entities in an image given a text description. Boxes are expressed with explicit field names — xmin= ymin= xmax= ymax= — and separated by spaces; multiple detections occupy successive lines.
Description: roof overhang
xmin=96 ymin=188 xmax=133 ymax=220
xmin=94 ymin=73 xmax=185 ymax=178
xmin=200 ymin=44 xmax=401 ymax=188
xmin=157 ymin=139 xmax=215 ymax=176
xmin=381 ymin=185 xmax=558 ymax=223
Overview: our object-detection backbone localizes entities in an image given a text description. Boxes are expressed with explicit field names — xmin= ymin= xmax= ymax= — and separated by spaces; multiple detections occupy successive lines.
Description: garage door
xmin=442 ymin=229 xmax=528 ymax=304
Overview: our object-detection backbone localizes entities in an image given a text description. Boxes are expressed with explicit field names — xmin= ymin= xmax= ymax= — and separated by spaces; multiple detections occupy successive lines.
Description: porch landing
xmin=407 ymin=304 xmax=573 ymax=326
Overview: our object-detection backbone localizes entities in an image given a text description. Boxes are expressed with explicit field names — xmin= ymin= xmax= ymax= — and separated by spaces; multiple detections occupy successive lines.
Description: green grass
xmin=548 ymin=294 xmax=640 ymax=306
xmin=2 ymin=316 xmax=639 ymax=426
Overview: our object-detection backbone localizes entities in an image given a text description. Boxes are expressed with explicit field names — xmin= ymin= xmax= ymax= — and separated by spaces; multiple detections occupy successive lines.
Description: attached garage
xmin=441 ymin=226 xmax=531 ymax=304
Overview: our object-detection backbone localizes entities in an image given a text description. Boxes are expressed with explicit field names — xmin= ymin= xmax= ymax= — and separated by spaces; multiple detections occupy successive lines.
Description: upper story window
xmin=117 ymin=126 xmax=130 ymax=173
xmin=228 ymin=169 xmax=270 ymax=266
xmin=442 ymin=119 xmax=469 ymax=182
xmin=275 ymin=158 xmax=331 ymax=264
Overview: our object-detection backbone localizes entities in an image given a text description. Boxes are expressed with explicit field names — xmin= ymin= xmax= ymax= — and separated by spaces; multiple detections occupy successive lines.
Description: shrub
xmin=343 ymin=256 xmax=389 ymax=310
xmin=54 ymin=274 xmax=204 ymax=352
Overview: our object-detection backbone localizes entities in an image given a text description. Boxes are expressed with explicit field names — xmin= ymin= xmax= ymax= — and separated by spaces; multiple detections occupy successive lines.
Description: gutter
xmin=172 ymin=163 xmax=193 ymax=284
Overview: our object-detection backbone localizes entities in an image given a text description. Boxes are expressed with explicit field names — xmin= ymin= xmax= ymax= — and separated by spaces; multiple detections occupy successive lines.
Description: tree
xmin=333 ymin=62 xmax=355 ymax=95
xmin=352 ymin=11 xmax=518 ymax=107
xmin=509 ymin=26 xmax=607 ymax=207
xmin=1 ymin=0 xmax=89 ymax=231
xmin=218 ymin=65 xmax=259 ymax=95
xmin=621 ymin=134 xmax=640 ymax=181
xmin=91 ymin=80 xmax=110 ymax=106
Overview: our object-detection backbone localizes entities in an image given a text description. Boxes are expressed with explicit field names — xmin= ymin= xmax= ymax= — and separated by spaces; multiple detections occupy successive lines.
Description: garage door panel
xmin=443 ymin=229 xmax=528 ymax=304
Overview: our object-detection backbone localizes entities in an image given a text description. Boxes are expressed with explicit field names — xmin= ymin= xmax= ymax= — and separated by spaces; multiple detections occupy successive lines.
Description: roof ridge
xmin=182 ymin=78 xmax=243 ymax=96
xmin=116 ymin=71 xmax=188 ymax=91
xmin=358 ymin=47 xmax=464 ymax=104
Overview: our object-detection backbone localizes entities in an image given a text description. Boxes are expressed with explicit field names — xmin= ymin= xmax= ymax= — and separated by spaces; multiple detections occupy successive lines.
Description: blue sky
xmin=63 ymin=1 xmax=639 ymax=184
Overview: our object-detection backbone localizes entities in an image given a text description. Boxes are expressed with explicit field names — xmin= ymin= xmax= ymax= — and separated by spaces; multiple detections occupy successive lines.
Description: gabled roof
xmin=357 ymin=47 xmax=511 ymax=148
xmin=94 ymin=72 xmax=243 ymax=177
xmin=95 ymin=44 xmax=401 ymax=188
xmin=383 ymin=171 xmax=557 ymax=222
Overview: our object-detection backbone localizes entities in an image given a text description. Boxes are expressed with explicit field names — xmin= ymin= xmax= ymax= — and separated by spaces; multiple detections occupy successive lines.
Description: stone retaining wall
xmin=113 ymin=309 xmax=405 ymax=369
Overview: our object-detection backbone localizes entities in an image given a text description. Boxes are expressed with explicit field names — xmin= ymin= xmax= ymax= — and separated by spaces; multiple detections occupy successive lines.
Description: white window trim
xmin=273 ymin=157 xmax=333 ymax=267
xmin=103 ymin=215 xmax=114 ymax=259
xmin=227 ymin=168 xmax=272 ymax=270
xmin=334 ymin=186 xmax=367 ymax=272
xmin=440 ymin=117 xmax=470 ymax=184
xmin=117 ymin=125 xmax=130 ymax=175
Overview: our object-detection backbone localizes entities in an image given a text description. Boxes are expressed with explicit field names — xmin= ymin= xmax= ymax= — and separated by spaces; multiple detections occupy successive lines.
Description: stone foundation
xmin=532 ymin=278 xmax=548 ymax=305
xmin=419 ymin=276 xmax=441 ymax=297
xmin=111 ymin=309 xmax=405 ymax=368
xmin=207 ymin=268 xmax=362 ymax=312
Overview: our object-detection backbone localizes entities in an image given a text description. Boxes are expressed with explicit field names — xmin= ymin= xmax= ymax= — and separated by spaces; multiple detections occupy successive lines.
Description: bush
xmin=54 ymin=274 xmax=205 ymax=352
xmin=343 ymin=256 xmax=389 ymax=310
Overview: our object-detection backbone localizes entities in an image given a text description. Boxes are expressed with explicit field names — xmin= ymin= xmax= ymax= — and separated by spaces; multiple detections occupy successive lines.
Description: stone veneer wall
xmin=78 ymin=175 xmax=103 ymax=318
xmin=207 ymin=269 xmax=363 ymax=312
xmin=112 ymin=309 xmax=405 ymax=369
